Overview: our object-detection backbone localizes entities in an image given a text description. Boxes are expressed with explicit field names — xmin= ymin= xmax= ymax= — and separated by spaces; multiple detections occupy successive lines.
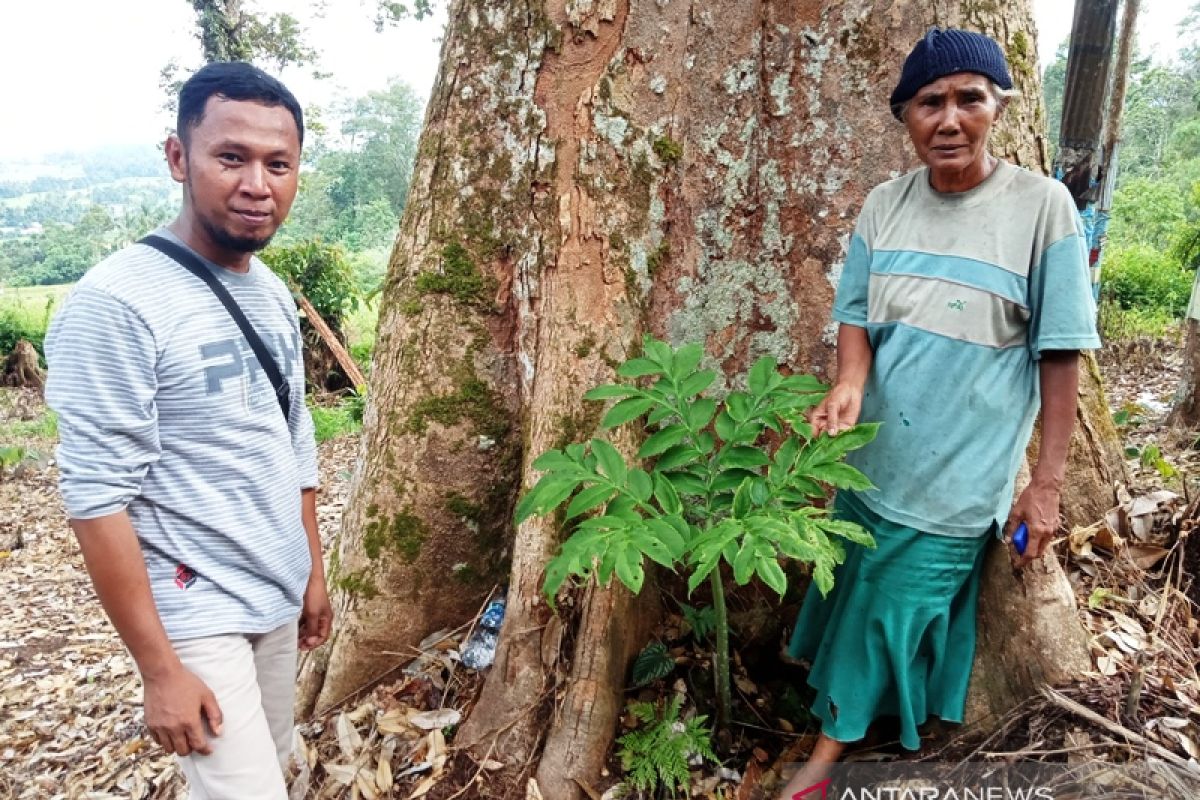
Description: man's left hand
xmin=299 ymin=577 xmax=333 ymax=651
xmin=1005 ymin=479 xmax=1062 ymax=568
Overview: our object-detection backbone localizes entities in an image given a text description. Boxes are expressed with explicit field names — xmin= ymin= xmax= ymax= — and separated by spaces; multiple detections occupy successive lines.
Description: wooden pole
xmin=295 ymin=293 xmax=368 ymax=390
xmin=1100 ymin=0 xmax=1141 ymax=207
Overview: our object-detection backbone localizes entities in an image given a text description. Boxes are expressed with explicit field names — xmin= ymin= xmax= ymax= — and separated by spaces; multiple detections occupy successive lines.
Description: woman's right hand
xmin=810 ymin=383 xmax=863 ymax=436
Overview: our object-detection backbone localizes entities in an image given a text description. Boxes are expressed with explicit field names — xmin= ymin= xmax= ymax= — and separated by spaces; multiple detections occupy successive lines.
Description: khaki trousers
xmin=172 ymin=620 xmax=297 ymax=799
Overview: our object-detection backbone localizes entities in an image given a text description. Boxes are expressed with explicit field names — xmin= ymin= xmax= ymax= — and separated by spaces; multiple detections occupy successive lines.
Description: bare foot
xmin=775 ymin=735 xmax=846 ymax=800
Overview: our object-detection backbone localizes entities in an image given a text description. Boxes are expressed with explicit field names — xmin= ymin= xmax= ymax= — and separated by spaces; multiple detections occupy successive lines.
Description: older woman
xmin=779 ymin=28 xmax=1099 ymax=796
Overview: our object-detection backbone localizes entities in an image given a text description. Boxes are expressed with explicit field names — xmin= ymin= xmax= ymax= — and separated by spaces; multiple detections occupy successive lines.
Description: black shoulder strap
xmin=139 ymin=234 xmax=291 ymax=423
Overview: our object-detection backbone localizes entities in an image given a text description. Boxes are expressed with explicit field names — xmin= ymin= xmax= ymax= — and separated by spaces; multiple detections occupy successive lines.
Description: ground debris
xmin=0 ymin=390 xmax=359 ymax=799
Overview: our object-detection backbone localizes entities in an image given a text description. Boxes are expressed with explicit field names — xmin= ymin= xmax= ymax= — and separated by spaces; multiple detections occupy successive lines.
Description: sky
xmin=0 ymin=0 xmax=1192 ymax=160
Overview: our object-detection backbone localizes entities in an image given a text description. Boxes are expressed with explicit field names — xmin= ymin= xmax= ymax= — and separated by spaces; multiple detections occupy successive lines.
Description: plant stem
xmin=709 ymin=568 xmax=731 ymax=730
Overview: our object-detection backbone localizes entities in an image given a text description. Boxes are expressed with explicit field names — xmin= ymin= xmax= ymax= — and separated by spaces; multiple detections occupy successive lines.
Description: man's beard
xmin=199 ymin=214 xmax=276 ymax=254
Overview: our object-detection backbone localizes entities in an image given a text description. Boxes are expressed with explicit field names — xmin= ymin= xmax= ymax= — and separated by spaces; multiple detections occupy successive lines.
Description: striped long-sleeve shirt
xmin=46 ymin=229 xmax=319 ymax=641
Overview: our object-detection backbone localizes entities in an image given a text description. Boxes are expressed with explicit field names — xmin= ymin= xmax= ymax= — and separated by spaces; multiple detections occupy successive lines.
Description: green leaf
xmin=687 ymin=554 xmax=720 ymax=595
xmin=667 ymin=471 xmax=708 ymax=496
xmin=672 ymin=343 xmax=705 ymax=378
xmin=654 ymin=443 xmax=701 ymax=471
xmin=615 ymin=543 xmax=646 ymax=593
xmin=732 ymin=540 xmax=757 ymax=584
xmin=773 ymin=438 xmax=799 ymax=470
xmin=584 ymin=384 xmax=637 ymax=401
xmin=714 ymin=411 xmax=736 ymax=443
xmin=817 ymin=518 xmax=877 ymax=548
xmin=785 ymin=477 xmax=825 ymax=499
xmin=819 ymin=422 xmax=881 ymax=459
xmin=686 ymin=397 xmax=718 ymax=430
xmin=646 ymin=404 xmax=676 ymax=426
xmin=617 ymin=357 xmax=664 ymax=378
xmin=779 ymin=374 xmax=827 ymax=394
xmin=591 ymin=439 xmax=627 ymax=484
xmin=631 ymin=641 xmax=675 ymax=687
xmin=732 ymin=478 xmax=753 ymax=519
xmin=514 ymin=475 xmax=582 ymax=523
xmin=711 ymin=468 xmax=760 ymax=493
xmin=652 ymin=473 xmax=683 ymax=515
xmin=565 ymin=484 xmax=615 ymax=520
xmin=748 ymin=356 xmax=777 ymax=395
xmin=645 ymin=517 xmax=687 ymax=560
xmin=644 ymin=337 xmax=674 ymax=371
xmin=719 ymin=446 xmax=770 ymax=469
xmin=577 ymin=514 xmax=629 ymax=531
xmin=638 ymin=424 xmax=689 ymax=459
xmin=602 ymin=397 xmax=656 ymax=428
xmin=696 ymin=432 xmax=715 ymax=453
xmin=813 ymin=562 xmax=835 ymax=596
xmin=638 ymin=532 xmax=678 ymax=569
xmin=542 ymin=552 xmax=573 ymax=604
xmin=756 ymin=556 xmax=787 ymax=597
xmin=805 ymin=462 xmax=875 ymax=490
xmin=726 ymin=392 xmax=752 ymax=422
xmin=681 ymin=603 xmax=717 ymax=641
xmin=680 ymin=369 xmax=717 ymax=399
xmin=627 ymin=468 xmax=653 ymax=502
xmin=531 ymin=449 xmax=576 ymax=472
xmin=603 ymin=497 xmax=640 ymax=521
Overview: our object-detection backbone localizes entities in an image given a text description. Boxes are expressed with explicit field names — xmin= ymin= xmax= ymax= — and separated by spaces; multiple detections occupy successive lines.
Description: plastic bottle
xmin=460 ymin=595 xmax=507 ymax=670
xmin=1012 ymin=522 xmax=1029 ymax=555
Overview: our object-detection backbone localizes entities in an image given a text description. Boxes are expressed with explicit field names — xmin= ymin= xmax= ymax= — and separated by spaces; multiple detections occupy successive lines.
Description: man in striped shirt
xmin=46 ymin=62 xmax=330 ymax=798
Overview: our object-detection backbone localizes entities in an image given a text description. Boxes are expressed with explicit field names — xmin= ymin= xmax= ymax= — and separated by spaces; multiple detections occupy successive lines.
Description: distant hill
xmin=0 ymin=143 xmax=168 ymax=199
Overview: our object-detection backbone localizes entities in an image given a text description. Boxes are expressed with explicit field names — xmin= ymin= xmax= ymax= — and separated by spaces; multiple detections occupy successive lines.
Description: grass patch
xmin=1098 ymin=300 xmax=1182 ymax=341
xmin=0 ymin=409 xmax=58 ymax=441
xmin=0 ymin=284 xmax=71 ymax=359
xmin=308 ymin=396 xmax=363 ymax=443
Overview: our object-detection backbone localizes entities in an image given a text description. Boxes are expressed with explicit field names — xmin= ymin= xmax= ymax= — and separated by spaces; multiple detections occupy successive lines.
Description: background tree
xmin=298 ymin=1 xmax=1125 ymax=796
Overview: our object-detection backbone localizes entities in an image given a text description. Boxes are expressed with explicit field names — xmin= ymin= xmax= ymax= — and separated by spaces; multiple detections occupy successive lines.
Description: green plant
xmin=1134 ymin=442 xmax=1177 ymax=479
xmin=0 ymin=410 xmax=58 ymax=440
xmin=631 ymin=641 xmax=676 ymax=687
xmin=0 ymin=446 xmax=25 ymax=479
xmin=0 ymin=298 xmax=53 ymax=361
xmin=308 ymin=396 xmax=362 ymax=443
xmin=344 ymin=386 xmax=368 ymax=424
xmin=680 ymin=602 xmax=717 ymax=642
xmin=617 ymin=697 xmax=717 ymax=797
xmin=1098 ymin=299 xmax=1180 ymax=341
xmin=1101 ymin=243 xmax=1193 ymax=318
xmin=260 ymin=239 xmax=362 ymax=329
xmin=515 ymin=336 xmax=878 ymax=727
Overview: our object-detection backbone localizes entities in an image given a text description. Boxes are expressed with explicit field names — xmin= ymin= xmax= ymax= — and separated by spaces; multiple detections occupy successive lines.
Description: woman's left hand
xmin=1005 ymin=479 xmax=1062 ymax=567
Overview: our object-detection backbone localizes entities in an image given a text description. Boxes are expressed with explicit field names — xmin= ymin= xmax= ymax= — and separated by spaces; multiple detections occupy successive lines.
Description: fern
xmin=617 ymin=697 xmax=718 ymax=797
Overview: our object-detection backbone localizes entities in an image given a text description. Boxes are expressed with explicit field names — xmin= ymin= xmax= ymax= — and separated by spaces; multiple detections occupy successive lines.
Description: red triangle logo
xmin=792 ymin=778 xmax=831 ymax=800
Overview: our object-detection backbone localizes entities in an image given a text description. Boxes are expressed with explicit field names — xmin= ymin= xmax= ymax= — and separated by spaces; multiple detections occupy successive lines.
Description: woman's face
xmin=903 ymin=72 xmax=1002 ymax=190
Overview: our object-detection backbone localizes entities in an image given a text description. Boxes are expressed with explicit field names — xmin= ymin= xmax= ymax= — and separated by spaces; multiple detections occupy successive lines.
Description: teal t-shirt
xmin=833 ymin=160 xmax=1100 ymax=537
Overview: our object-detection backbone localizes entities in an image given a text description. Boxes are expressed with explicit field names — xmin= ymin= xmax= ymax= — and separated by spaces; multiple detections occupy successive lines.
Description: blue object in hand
xmin=1012 ymin=522 xmax=1029 ymax=555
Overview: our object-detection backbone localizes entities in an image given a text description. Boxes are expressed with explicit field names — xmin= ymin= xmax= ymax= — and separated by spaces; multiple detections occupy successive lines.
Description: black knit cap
xmin=889 ymin=28 xmax=1013 ymax=120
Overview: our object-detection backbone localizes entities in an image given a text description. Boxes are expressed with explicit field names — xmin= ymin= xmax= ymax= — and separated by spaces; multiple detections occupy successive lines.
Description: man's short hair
xmin=177 ymin=62 xmax=304 ymax=148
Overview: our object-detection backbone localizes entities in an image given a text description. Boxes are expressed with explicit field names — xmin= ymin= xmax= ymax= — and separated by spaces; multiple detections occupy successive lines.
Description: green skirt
xmin=787 ymin=493 xmax=990 ymax=750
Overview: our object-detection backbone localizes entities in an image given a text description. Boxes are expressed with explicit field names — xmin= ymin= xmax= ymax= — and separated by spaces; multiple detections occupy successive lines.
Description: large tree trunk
xmin=1171 ymin=317 xmax=1200 ymax=429
xmin=301 ymin=0 xmax=1125 ymax=796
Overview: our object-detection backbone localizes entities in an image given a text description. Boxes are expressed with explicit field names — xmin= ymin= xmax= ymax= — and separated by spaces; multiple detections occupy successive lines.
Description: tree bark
xmin=1169 ymin=317 xmax=1200 ymax=430
xmin=2 ymin=340 xmax=44 ymax=392
xmin=301 ymin=1 xmax=1124 ymax=795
